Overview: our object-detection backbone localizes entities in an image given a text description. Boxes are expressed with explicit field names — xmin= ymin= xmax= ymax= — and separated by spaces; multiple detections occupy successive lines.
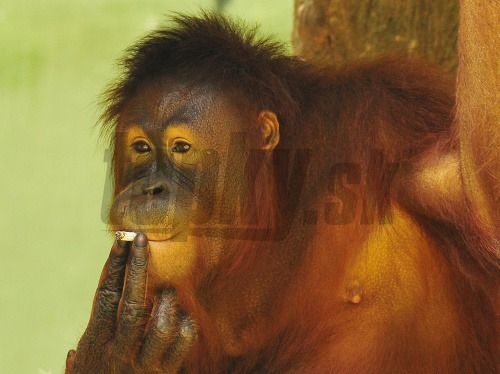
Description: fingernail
xmin=181 ymin=317 xmax=197 ymax=337
xmin=182 ymin=320 xmax=192 ymax=333
xmin=134 ymin=232 xmax=148 ymax=247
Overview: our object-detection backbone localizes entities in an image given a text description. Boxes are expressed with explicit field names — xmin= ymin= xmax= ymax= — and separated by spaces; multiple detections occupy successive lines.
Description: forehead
xmin=117 ymin=77 xmax=244 ymax=132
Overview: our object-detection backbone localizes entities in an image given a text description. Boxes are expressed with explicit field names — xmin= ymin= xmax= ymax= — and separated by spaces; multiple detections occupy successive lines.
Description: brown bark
xmin=293 ymin=0 xmax=458 ymax=72
xmin=456 ymin=0 xmax=500 ymax=235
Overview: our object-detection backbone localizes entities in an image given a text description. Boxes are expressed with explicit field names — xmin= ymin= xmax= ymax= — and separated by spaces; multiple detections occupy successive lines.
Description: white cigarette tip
xmin=115 ymin=231 xmax=138 ymax=241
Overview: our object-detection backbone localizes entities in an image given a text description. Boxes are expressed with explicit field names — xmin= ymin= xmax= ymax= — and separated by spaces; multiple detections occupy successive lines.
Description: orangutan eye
xmin=172 ymin=141 xmax=191 ymax=154
xmin=132 ymin=141 xmax=151 ymax=153
xmin=170 ymin=139 xmax=199 ymax=166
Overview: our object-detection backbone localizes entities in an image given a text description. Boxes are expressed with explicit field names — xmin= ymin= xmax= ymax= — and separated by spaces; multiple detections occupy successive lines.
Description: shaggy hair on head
xmin=100 ymin=13 xmax=318 ymax=143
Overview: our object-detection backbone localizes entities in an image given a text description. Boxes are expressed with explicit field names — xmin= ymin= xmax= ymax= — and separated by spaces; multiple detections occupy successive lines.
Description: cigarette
xmin=115 ymin=231 xmax=137 ymax=241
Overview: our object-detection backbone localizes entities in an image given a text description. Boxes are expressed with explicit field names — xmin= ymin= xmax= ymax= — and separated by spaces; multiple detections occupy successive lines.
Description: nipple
xmin=346 ymin=281 xmax=363 ymax=304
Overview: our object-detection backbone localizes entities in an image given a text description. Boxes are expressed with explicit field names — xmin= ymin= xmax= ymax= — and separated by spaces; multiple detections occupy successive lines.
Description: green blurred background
xmin=0 ymin=1 xmax=292 ymax=372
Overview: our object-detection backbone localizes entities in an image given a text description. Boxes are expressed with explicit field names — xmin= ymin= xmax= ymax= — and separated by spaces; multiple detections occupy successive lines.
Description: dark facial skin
xmin=111 ymin=78 xmax=263 ymax=285
xmin=112 ymin=79 xmax=229 ymax=236
xmin=66 ymin=77 xmax=280 ymax=373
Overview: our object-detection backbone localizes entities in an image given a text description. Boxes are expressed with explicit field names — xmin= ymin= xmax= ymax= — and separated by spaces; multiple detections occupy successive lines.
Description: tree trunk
xmin=293 ymin=0 xmax=458 ymax=72
xmin=456 ymin=0 xmax=500 ymax=235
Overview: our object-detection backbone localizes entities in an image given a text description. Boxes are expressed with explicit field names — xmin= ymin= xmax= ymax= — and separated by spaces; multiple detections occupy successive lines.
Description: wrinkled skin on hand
xmin=65 ymin=234 xmax=196 ymax=374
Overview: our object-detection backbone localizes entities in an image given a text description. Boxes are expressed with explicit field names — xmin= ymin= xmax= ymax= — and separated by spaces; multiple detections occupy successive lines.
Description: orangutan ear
xmin=257 ymin=110 xmax=280 ymax=150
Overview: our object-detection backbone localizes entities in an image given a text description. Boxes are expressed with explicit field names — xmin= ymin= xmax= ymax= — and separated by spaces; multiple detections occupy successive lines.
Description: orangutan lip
xmin=146 ymin=232 xmax=180 ymax=242
xmin=115 ymin=230 xmax=180 ymax=243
